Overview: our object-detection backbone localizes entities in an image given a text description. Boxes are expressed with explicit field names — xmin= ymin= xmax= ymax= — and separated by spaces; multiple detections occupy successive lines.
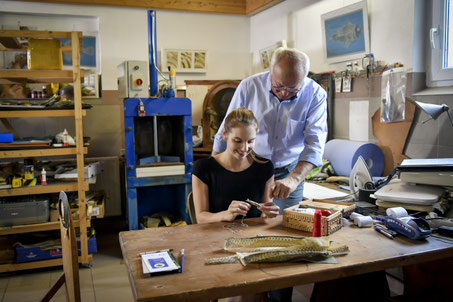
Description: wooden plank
xmin=372 ymin=101 xmax=416 ymax=175
xmin=0 ymin=45 xmax=27 ymax=51
xmin=185 ymin=80 xmax=240 ymax=86
xmin=0 ymin=29 xmax=80 ymax=39
xmin=41 ymin=273 xmax=65 ymax=302
xmin=21 ymin=0 xmax=247 ymax=15
xmin=0 ymin=110 xmax=86 ymax=118
xmin=0 ymin=255 xmax=92 ymax=273
xmin=0 ymin=69 xmax=85 ymax=84
xmin=246 ymin=0 xmax=284 ymax=16
xmin=0 ymin=182 xmax=89 ymax=197
xmin=71 ymin=31 xmax=89 ymax=264
xmin=0 ymin=37 xmax=22 ymax=49
xmin=119 ymin=217 xmax=453 ymax=301
xmin=0 ymin=147 xmax=87 ymax=159
xmin=0 ymin=219 xmax=91 ymax=236
xmin=0 ymin=46 xmax=74 ymax=53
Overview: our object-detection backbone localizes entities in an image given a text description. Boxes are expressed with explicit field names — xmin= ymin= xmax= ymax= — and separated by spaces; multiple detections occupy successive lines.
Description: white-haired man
xmin=213 ymin=47 xmax=328 ymax=213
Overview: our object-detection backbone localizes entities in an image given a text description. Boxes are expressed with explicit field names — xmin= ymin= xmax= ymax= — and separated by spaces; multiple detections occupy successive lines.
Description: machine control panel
xmin=117 ymin=60 xmax=149 ymax=98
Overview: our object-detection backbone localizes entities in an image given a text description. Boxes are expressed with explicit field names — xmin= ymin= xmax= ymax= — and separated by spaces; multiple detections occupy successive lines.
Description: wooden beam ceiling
xmin=19 ymin=0 xmax=284 ymax=16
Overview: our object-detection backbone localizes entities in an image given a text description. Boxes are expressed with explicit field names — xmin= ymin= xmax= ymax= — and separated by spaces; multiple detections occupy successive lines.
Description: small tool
xmin=180 ymin=249 xmax=184 ymax=272
xmin=245 ymin=199 xmax=261 ymax=208
xmin=374 ymin=225 xmax=394 ymax=239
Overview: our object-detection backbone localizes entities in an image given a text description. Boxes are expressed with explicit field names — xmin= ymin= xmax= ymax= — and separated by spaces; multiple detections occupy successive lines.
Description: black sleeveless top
xmin=192 ymin=156 xmax=274 ymax=218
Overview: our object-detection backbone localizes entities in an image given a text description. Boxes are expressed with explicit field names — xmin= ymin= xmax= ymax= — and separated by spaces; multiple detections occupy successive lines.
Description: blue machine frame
xmin=124 ymin=10 xmax=193 ymax=230
xmin=124 ymin=97 xmax=193 ymax=230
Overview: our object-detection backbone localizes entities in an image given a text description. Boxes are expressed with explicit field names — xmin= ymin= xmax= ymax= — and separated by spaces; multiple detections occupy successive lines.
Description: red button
xmin=135 ymin=79 xmax=143 ymax=86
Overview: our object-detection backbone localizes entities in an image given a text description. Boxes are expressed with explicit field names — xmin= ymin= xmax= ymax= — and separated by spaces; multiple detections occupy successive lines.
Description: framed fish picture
xmin=321 ymin=0 xmax=370 ymax=64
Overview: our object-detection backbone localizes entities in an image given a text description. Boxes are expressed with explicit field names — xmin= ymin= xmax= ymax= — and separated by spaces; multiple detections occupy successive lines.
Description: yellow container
xmin=27 ymin=38 xmax=63 ymax=70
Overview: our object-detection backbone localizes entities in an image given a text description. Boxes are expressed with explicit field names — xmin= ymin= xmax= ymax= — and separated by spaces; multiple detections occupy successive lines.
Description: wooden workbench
xmin=119 ymin=217 xmax=453 ymax=301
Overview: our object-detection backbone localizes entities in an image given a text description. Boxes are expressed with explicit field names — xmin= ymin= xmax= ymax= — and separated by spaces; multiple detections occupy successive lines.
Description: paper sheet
xmin=303 ymin=183 xmax=350 ymax=200
xmin=349 ymin=100 xmax=369 ymax=141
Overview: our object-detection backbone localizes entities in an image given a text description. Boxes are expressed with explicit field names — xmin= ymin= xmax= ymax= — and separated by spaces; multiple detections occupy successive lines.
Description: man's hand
xmin=271 ymin=176 xmax=300 ymax=200
xmin=271 ymin=161 xmax=315 ymax=200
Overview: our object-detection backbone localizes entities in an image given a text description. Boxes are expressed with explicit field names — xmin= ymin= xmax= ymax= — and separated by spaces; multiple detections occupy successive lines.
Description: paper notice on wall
xmin=186 ymin=85 xmax=209 ymax=126
xmin=349 ymin=100 xmax=369 ymax=141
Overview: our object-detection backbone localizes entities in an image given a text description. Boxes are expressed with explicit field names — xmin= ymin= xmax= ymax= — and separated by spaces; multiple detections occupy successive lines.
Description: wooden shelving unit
xmin=0 ymin=29 xmax=90 ymax=273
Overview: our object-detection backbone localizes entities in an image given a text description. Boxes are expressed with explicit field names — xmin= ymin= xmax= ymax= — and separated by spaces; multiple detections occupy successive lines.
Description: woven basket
xmin=282 ymin=204 xmax=343 ymax=236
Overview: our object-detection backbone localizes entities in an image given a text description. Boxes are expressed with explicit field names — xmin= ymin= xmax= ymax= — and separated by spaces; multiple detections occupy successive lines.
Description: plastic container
xmin=169 ymin=69 xmax=176 ymax=91
xmin=27 ymin=38 xmax=63 ymax=70
xmin=0 ymin=133 xmax=13 ymax=143
xmin=40 ymin=168 xmax=47 ymax=185
xmin=63 ymin=129 xmax=69 ymax=147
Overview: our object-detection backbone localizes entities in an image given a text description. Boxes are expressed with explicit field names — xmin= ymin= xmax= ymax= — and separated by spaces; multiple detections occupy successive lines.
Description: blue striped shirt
xmin=213 ymin=71 xmax=327 ymax=168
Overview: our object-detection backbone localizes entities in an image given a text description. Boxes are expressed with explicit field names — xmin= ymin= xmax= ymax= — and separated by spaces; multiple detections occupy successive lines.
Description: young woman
xmin=192 ymin=107 xmax=279 ymax=224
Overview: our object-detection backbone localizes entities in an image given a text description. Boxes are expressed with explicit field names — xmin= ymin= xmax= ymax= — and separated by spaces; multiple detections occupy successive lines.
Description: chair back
xmin=186 ymin=192 xmax=198 ymax=224
xmin=41 ymin=192 xmax=81 ymax=302
xmin=58 ymin=191 xmax=81 ymax=302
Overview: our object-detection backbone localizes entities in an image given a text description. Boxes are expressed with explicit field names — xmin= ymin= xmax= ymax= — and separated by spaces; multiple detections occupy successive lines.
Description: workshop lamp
xmin=407 ymin=96 xmax=453 ymax=128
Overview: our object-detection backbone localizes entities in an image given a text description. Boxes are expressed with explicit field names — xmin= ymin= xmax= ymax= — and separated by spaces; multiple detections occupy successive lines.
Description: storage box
xmin=0 ymin=196 xmax=49 ymax=227
xmin=54 ymin=161 xmax=104 ymax=180
xmin=27 ymin=38 xmax=62 ymax=70
xmin=0 ymin=133 xmax=13 ymax=143
xmin=15 ymin=235 xmax=97 ymax=263
xmin=282 ymin=199 xmax=355 ymax=236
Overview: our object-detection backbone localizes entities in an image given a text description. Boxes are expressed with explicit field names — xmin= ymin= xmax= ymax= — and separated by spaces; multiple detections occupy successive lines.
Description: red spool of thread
xmin=312 ymin=209 xmax=323 ymax=237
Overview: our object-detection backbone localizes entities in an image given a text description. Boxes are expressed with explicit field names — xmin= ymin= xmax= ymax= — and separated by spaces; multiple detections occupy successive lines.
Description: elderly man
xmin=212 ymin=47 xmax=328 ymax=212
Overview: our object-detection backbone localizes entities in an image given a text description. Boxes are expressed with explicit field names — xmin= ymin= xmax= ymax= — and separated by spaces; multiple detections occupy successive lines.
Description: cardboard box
xmin=55 ymin=161 xmax=104 ymax=180
xmin=15 ymin=235 xmax=97 ymax=263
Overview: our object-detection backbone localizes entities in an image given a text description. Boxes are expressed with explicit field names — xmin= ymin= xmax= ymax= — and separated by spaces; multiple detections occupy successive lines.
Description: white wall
xmin=251 ymin=0 xmax=415 ymax=73
xmin=1 ymin=0 xmax=415 ymax=85
xmin=0 ymin=1 xmax=251 ymax=90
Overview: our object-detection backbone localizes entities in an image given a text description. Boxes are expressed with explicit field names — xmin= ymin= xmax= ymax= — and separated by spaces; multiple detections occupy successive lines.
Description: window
xmin=427 ymin=0 xmax=453 ymax=86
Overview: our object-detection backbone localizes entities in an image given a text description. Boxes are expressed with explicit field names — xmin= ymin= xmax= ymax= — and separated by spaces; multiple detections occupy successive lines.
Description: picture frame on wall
xmin=161 ymin=49 xmax=207 ymax=73
xmin=60 ymin=36 xmax=97 ymax=68
xmin=321 ymin=0 xmax=370 ymax=64
xmin=259 ymin=40 xmax=287 ymax=70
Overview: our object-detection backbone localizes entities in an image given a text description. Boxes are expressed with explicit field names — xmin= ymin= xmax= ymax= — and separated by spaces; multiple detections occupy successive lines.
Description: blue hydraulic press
xmin=123 ymin=10 xmax=193 ymax=230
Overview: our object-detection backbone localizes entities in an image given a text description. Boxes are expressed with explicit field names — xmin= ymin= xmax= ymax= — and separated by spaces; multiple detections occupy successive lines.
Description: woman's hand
xmin=259 ymin=201 xmax=280 ymax=218
xmin=223 ymin=200 xmax=251 ymax=221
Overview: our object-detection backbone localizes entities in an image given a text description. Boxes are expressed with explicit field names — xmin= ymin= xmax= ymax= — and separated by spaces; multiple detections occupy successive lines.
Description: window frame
xmin=427 ymin=0 xmax=453 ymax=87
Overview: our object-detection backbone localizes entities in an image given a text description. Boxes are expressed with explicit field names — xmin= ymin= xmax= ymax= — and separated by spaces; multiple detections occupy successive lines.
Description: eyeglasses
xmin=272 ymin=85 xmax=300 ymax=94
